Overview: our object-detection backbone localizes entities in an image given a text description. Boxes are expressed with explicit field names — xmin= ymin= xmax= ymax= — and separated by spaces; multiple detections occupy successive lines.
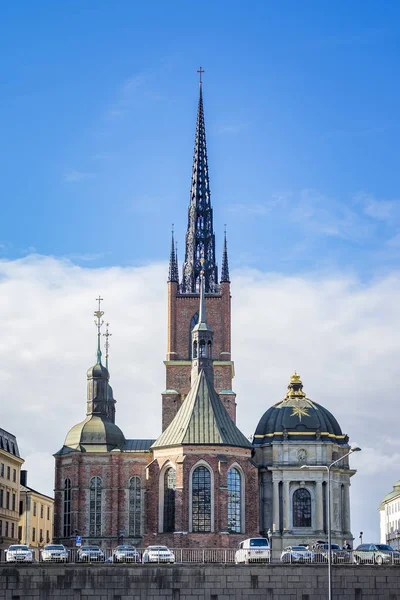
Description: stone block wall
xmin=0 ymin=564 xmax=399 ymax=600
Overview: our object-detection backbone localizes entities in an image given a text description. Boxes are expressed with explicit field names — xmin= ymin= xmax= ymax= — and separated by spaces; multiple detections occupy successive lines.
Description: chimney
xmin=20 ymin=470 xmax=27 ymax=487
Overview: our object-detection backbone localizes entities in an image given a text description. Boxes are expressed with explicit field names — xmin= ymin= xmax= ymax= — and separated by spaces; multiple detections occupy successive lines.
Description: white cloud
xmin=356 ymin=192 xmax=396 ymax=221
xmin=63 ymin=170 xmax=95 ymax=183
xmin=1 ymin=255 xmax=399 ymax=543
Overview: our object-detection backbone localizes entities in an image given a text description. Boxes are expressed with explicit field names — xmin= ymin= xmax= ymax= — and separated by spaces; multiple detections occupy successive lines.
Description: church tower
xmin=163 ymin=79 xmax=235 ymax=430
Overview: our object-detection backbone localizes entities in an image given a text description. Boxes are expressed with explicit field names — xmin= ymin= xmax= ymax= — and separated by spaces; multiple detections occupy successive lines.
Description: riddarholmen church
xmin=54 ymin=79 xmax=357 ymax=552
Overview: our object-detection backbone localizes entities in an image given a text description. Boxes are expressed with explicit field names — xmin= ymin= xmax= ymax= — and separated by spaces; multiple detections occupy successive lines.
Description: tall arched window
xmin=63 ymin=478 xmax=71 ymax=538
xmin=163 ymin=468 xmax=176 ymax=532
xmin=89 ymin=476 xmax=102 ymax=536
xmin=293 ymin=488 xmax=311 ymax=527
xmin=129 ymin=476 xmax=141 ymax=537
xmin=227 ymin=468 xmax=241 ymax=533
xmin=192 ymin=466 xmax=211 ymax=532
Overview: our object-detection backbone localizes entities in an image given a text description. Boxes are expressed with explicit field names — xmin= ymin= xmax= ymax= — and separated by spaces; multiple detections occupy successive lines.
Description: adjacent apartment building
xmin=379 ymin=480 xmax=400 ymax=548
xmin=19 ymin=471 xmax=54 ymax=548
xmin=0 ymin=428 xmax=24 ymax=558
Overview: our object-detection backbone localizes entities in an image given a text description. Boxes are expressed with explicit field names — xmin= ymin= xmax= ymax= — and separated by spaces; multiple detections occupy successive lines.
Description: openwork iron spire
xmin=220 ymin=228 xmax=230 ymax=283
xmin=181 ymin=78 xmax=218 ymax=294
xmin=168 ymin=227 xmax=179 ymax=283
xmin=94 ymin=295 xmax=104 ymax=364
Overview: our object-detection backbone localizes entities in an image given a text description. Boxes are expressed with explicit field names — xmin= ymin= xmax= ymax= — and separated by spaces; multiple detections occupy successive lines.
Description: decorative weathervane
xmin=103 ymin=323 xmax=112 ymax=371
xmin=94 ymin=295 xmax=104 ymax=362
xmin=197 ymin=66 xmax=205 ymax=84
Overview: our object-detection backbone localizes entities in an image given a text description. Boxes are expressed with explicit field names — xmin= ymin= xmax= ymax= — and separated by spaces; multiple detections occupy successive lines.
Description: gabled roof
xmin=152 ymin=370 xmax=251 ymax=449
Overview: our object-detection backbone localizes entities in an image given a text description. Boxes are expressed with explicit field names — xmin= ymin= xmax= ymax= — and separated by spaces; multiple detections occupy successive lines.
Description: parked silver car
xmin=76 ymin=545 xmax=105 ymax=562
xmin=41 ymin=544 xmax=69 ymax=563
xmin=353 ymin=544 xmax=400 ymax=565
xmin=281 ymin=546 xmax=314 ymax=563
xmin=6 ymin=544 xmax=33 ymax=563
xmin=112 ymin=545 xmax=141 ymax=563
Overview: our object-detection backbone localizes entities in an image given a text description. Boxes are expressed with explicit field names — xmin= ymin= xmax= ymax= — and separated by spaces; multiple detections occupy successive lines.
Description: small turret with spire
xmin=190 ymin=253 xmax=214 ymax=385
xmin=86 ymin=296 xmax=110 ymax=418
xmin=220 ymin=227 xmax=230 ymax=284
xmin=168 ymin=227 xmax=179 ymax=284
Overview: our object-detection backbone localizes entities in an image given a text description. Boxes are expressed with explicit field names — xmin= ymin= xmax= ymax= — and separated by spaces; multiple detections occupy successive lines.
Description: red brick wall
xmin=55 ymin=445 xmax=259 ymax=551
xmin=163 ymin=281 xmax=236 ymax=428
xmin=145 ymin=445 xmax=259 ymax=549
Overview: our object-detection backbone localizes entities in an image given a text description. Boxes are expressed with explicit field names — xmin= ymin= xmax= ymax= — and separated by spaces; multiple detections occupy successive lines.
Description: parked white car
xmin=235 ymin=538 xmax=270 ymax=564
xmin=142 ymin=545 xmax=175 ymax=564
xmin=6 ymin=544 xmax=34 ymax=563
xmin=41 ymin=544 xmax=69 ymax=562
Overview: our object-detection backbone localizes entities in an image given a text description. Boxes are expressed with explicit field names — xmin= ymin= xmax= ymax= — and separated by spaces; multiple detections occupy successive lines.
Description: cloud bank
xmin=1 ymin=255 xmax=399 ymax=542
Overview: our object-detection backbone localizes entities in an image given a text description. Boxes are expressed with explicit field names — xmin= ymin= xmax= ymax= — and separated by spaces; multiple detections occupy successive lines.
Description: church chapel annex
xmin=54 ymin=76 xmax=357 ymax=552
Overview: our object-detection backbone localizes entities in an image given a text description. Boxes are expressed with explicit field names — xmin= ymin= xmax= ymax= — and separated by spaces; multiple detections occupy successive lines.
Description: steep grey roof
xmin=0 ymin=428 xmax=20 ymax=457
xmin=124 ymin=439 xmax=156 ymax=452
xmin=152 ymin=370 xmax=251 ymax=449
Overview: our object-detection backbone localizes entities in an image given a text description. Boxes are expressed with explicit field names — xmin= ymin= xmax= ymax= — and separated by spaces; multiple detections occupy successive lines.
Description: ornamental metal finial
xmin=103 ymin=322 xmax=112 ymax=371
xmin=94 ymin=295 xmax=104 ymax=363
xmin=197 ymin=66 xmax=205 ymax=85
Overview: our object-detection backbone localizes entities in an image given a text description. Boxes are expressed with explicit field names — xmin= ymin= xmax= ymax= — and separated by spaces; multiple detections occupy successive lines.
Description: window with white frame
xmin=89 ymin=476 xmax=102 ymax=536
xmin=227 ymin=467 xmax=242 ymax=533
xmin=293 ymin=488 xmax=311 ymax=527
xmin=163 ymin=468 xmax=176 ymax=533
xmin=63 ymin=478 xmax=71 ymax=538
xmin=129 ymin=476 xmax=141 ymax=537
xmin=192 ymin=465 xmax=211 ymax=533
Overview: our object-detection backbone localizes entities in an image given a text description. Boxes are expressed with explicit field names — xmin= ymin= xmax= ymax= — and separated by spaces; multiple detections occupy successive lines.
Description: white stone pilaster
xmin=272 ymin=478 xmax=280 ymax=532
xmin=283 ymin=480 xmax=290 ymax=531
xmin=316 ymin=479 xmax=323 ymax=532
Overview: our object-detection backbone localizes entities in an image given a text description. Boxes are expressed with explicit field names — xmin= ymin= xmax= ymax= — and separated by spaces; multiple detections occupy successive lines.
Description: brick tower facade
xmin=162 ymin=83 xmax=236 ymax=431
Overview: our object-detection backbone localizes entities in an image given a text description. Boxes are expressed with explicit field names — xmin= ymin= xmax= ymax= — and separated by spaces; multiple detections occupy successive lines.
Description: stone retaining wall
xmin=0 ymin=564 xmax=399 ymax=600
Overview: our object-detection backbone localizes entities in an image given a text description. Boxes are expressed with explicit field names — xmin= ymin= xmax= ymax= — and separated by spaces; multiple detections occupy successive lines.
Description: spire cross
xmin=197 ymin=67 xmax=205 ymax=84
xmin=94 ymin=295 xmax=104 ymax=362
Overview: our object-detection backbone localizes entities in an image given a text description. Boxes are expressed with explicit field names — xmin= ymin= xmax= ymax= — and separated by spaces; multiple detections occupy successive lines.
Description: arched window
xmin=163 ymin=468 xmax=176 ymax=533
xmin=192 ymin=466 xmax=211 ymax=532
xmin=190 ymin=312 xmax=199 ymax=357
xmin=63 ymin=478 xmax=71 ymax=538
xmin=89 ymin=476 xmax=102 ymax=536
xmin=293 ymin=488 xmax=311 ymax=527
xmin=129 ymin=476 xmax=141 ymax=537
xmin=227 ymin=468 xmax=241 ymax=533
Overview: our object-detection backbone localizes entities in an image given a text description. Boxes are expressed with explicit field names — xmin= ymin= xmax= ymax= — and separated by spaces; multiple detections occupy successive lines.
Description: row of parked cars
xmin=234 ymin=538 xmax=400 ymax=565
xmin=5 ymin=539 xmax=400 ymax=566
xmin=5 ymin=544 xmax=175 ymax=564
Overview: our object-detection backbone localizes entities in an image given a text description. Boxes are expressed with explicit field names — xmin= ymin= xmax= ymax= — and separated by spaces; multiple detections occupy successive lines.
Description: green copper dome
xmin=61 ymin=416 xmax=125 ymax=453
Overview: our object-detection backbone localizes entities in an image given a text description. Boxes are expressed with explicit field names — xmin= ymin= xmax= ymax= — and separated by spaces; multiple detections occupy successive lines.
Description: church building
xmin=53 ymin=79 xmax=357 ymax=552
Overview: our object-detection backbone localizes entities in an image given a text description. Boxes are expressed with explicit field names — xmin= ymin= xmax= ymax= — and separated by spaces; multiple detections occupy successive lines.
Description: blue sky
xmin=0 ymin=1 xmax=399 ymax=276
xmin=0 ymin=1 xmax=400 ymax=543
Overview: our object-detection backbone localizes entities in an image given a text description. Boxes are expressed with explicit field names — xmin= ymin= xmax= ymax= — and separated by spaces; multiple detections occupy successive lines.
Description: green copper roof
xmin=152 ymin=370 xmax=251 ymax=449
xmin=55 ymin=415 xmax=126 ymax=455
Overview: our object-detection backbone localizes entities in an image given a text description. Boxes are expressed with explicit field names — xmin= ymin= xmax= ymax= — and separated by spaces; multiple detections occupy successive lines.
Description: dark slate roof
xmin=152 ymin=370 xmax=252 ymax=449
xmin=254 ymin=373 xmax=347 ymax=446
xmin=124 ymin=439 xmax=156 ymax=452
xmin=0 ymin=428 xmax=20 ymax=457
